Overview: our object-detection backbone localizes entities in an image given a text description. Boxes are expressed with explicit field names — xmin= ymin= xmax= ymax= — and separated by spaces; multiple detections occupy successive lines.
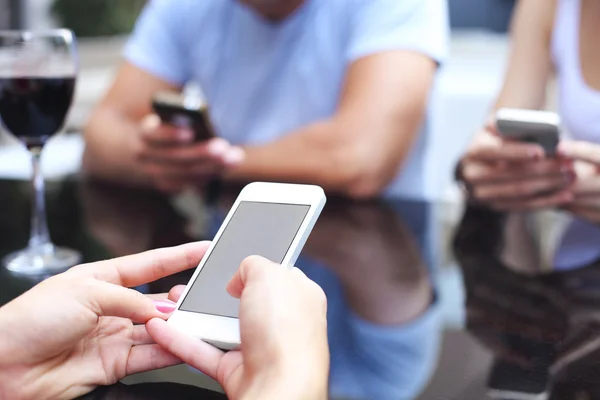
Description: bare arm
xmin=492 ymin=0 xmax=557 ymax=112
xmin=457 ymin=0 xmax=571 ymax=212
xmin=85 ymin=52 xmax=434 ymax=197
xmin=225 ymin=51 xmax=437 ymax=198
xmin=83 ymin=63 xmax=180 ymax=184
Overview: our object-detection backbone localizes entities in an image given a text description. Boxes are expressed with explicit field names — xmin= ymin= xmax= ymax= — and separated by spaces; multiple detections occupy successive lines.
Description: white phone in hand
xmin=496 ymin=108 xmax=561 ymax=156
xmin=168 ymin=182 xmax=327 ymax=350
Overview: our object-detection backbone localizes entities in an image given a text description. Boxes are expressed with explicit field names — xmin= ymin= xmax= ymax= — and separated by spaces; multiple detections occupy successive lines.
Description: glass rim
xmin=0 ymin=29 xmax=75 ymax=42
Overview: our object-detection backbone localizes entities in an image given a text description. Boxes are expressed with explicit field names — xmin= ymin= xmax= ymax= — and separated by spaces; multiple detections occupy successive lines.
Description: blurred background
xmin=1 ymin=3 xmax=575 ymax=398
xmin=0 ymin=0 xmax=519 ymax=202
xmin=0 ymin=0 xmax=521 ymax=330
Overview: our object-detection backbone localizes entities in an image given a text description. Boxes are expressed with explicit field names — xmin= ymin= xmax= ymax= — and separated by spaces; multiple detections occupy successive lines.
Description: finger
xmin=227 ymin=255 xmax=278 ymax=299
xmin=564 ymin=205 xmax=600 ymax=221
xmin=73 ymin=242 xmax=210 ymax=288
xmin=126 ymin=343 xmax=182 ymax=376
xmin=463 ymin=159 xmax=569 ymax=184
xmin=290 ymin=267 xmax=327 ymax=312
xmin=473 ymin=175 xmax=573 ymax=201
xmin=146 ymin=294 xmax=179 ymax=313
xmin=490 ymin=189 xmax=574 ymax=211
xmin=146 ymin=318 xmax=225 ymax=380
xmin=566 ymin=195 xmax=600 ymax=209
xmin=572 ymin=191 xmax=600 ymax=210
xmin=141 ymin=138 xmax=241 ymax=164
xmin=141 ymin=114 xmax=193 ymax=145
xmin=290 ymin=266 xmax=308 ymax=279
xmin=133 ymin=324 xmax=154 ymax=346
xmin=222 ymin=147 xmax=245 ymax=166
xmin=153 ymin=299 xmax=177 ymax=315
xmin=558 ymin=140 xmax=600 ymax=165
xmin=146 ymin=292 xmax=170 ymax=301
xmin=168 ymin=285 xmax=187 ymax=303
xmin=485 ymin=119 xmax=499 ymax=134
xmin=572 ymin=178 xmax=600 ymax=197
xmin=155 ymin=178 xmax=188 ymax=194
xmin=143 ymin=160 xmax=224 ymax=179
xmin=88 ymin=281 xmax=166 ymax=323
xmin=465 ymin=134 xmax=544 ymax=162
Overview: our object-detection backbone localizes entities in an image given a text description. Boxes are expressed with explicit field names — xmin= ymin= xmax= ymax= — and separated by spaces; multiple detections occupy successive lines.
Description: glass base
xmin=3 ymin=245 xmax=82 ymax=276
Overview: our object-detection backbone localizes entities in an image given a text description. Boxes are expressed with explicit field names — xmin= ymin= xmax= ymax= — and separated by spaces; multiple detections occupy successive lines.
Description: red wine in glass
xmin=0 ymin=30 xmax=82 ymax=275
xmin=0 ymin=76 xmax=76 ymax=149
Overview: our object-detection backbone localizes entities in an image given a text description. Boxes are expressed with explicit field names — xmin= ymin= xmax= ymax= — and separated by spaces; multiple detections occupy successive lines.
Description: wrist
xmin=242 ymin=360 xmax=328 ymax=400
xmin=0 ymin=308 xmax=71 ymax=400
xmin=0 ymin=304 xmax=22 ymax=399
xmin=0 ymin=308 xmax=16 ymax=367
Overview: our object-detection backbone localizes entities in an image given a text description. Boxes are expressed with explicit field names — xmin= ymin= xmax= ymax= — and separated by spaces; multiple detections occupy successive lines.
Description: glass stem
xmin=28 ymin=150 xmax=52 ymax=250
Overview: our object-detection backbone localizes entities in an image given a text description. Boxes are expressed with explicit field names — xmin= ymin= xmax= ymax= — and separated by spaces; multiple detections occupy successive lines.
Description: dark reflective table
xmin=3 ymin=178 xmax=600 ymax=399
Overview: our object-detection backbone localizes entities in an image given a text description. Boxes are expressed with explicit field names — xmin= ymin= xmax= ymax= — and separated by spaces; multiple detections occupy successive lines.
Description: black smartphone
xmin=487 ymin=359 xmax=550 ymax=400
xmin=487 ymin=333 xmax=554 ymax=400
xmin=151 ymin=91 xmax=215 ymax=142
xmin=496 ymin=108 xmax=560 ymax=157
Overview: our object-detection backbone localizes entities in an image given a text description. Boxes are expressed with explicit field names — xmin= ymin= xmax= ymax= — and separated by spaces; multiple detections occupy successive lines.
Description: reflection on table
xmin=0 ymin=178 xmax=442 ymax=400
xmin=455 ymin=205 xmax=600 ymax=400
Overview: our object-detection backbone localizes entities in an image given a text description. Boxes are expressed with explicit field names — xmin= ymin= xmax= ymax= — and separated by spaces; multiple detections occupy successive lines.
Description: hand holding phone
xmin=496 ymin=108 xmax=561 ymax=157
xmin=147 ymin=255 xmax=330 ymax=400
xmin=152 ymin=91 xmax=215 ymax=142
xmin=137 ymin=92 xmax=244 ymax=192
xmin=166 ymin=182 xmax=326 ymax=350
xmin=458 ymin=110 xmax=574 ymax=211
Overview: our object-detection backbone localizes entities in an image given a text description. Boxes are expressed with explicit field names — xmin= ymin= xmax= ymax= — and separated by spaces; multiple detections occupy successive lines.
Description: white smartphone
xmin=496 ymin=108 xmax=561 ymax=156
xmin=168 ymin=182 xmax=327 ymax=350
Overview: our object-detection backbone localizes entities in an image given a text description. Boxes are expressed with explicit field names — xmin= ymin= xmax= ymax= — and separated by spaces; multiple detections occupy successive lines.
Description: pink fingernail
xmin=153 ymin=300 xmax=177 ymax=314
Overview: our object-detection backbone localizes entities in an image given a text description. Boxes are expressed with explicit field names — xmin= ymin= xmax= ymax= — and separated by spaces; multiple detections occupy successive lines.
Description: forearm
xmin=82 ymin=107 xmax=150 ymax=186
xmin=226 ymin=121 xmax=355 ymax=190
xmin=225 ymin=118 xmax=416 ymax=198
xmin=0 ymin=312 xmax=13 ymax=399
xmin=487 ymin=0 xmax=554 ymax=115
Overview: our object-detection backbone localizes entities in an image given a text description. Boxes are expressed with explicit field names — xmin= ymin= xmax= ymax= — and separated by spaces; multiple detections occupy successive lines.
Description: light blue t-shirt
xmin=125 ymin=0 xmax=449 ymax=195
xmin=297 ymin=257 xmax=442 ymax=400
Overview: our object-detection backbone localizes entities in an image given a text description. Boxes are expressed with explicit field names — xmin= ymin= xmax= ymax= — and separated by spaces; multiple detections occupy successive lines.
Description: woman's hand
xmin=557 ymin=141 xmax=600 ymax=224
xmin=0 ymin=242 xmax=210 ymax=400
xmin=460 ymin=126 xmax=575 ymax=211
xmin=147 ymin=256 xmax=330 ymax=400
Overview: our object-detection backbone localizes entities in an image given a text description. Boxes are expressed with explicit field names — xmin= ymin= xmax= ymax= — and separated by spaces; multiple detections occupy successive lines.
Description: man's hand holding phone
xmin=458 ymin=110 xmax=576 ymax=211
xmin=147 ymin=256 xmax=330 ymax=400
xmin=135 ymin=114 xmax=244 ymax=193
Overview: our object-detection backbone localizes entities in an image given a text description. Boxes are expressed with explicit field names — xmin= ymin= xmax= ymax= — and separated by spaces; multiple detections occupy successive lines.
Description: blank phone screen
xmin=180 ymin=201 xmax=310 ymax=318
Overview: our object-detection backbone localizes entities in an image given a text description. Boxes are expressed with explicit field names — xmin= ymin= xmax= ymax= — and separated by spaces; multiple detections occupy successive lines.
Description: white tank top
xmin=551 ymin=0 xmax=600 ymax=269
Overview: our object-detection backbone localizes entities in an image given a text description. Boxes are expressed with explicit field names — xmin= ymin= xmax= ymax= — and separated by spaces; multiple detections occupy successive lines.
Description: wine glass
xmin=0 ymin=29 xmax=82 ymax=274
